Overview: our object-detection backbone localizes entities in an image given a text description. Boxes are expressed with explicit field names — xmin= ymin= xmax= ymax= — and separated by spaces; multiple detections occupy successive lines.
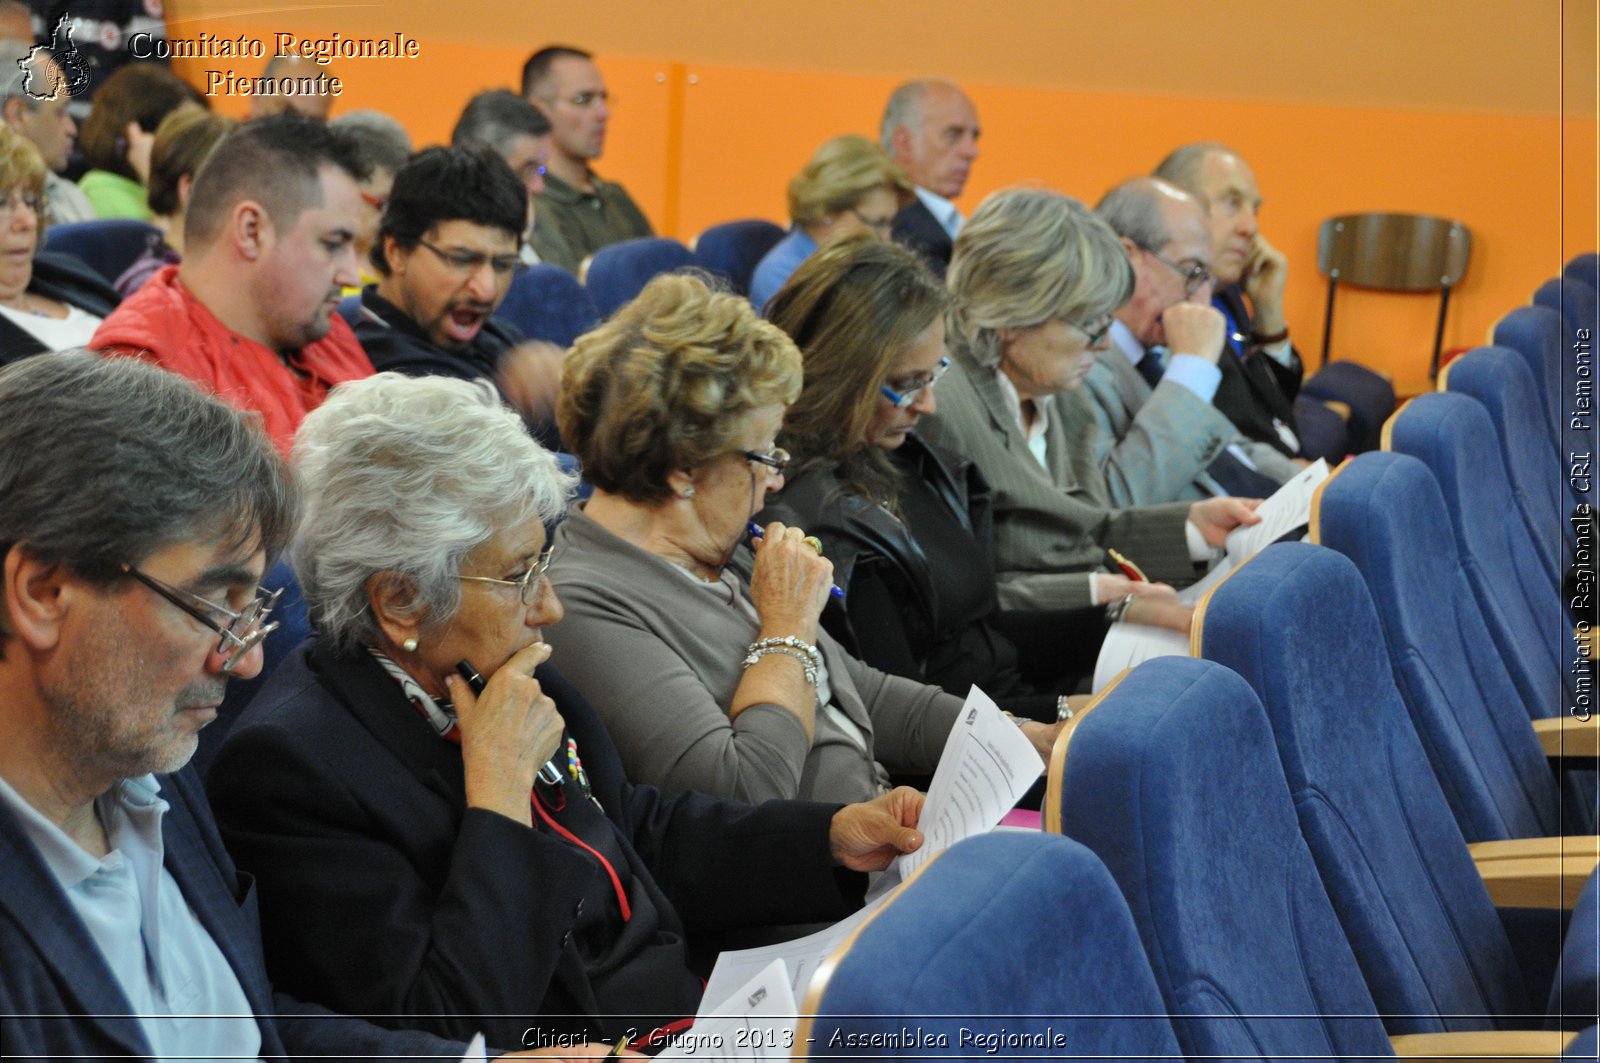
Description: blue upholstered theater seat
xmin=801 ymin=831 xmax=1183 ymax=1060
xmin=1494 ymin=304 xmax=1565 ymax=447
xmin=1442 ymin=346 xmax=1568 ymax=584
xmin=1198 ymin=542 xmax=1537 ymax=1033
xmin=1054 ymin=657 xmax=1395 ymax=1059
xmin=1310 ymin=451 xmax=1562 ymax=838
xmin=1550 ymin=871 xmax=1600 ymax=1030
xmin=1385 ymin=392 xmax=1570 ymax=722
xmin=43 ymin=219 xmax=161 ymax=286
xmin=692 ymin=220 xmax=785 ymax=298
xmin=1300 ymin=360 xmax=1396 ymax=455
xmin=496 ymin=264 xmax=600 ymax=349
xmin=1567 ymin=253 xmax=1600 ymax=290
xmin=583 ymin=237 xmax=696 ymax=319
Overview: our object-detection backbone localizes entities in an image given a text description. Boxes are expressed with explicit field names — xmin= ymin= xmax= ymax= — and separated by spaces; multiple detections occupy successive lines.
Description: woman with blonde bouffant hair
xmin=748 ymin=134 xmax=911 ymax=310
xmin=547 ymin=271 xmax=1063 ymax=805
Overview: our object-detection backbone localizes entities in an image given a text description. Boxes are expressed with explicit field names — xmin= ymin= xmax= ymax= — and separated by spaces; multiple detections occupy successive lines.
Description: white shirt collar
xmin=992 ymin=368 xmax=1052 ymax=468
xmin=914 ymin=186 xmax=963 ymax=239
xmin=1110 ymin=319 xmax=1145 ymax=366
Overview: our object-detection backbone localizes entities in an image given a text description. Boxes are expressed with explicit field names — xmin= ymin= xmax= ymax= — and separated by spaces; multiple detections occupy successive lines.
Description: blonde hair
xmin=787 ymin=134 xmax=911 ymax=229
xmin=559 ymin=272 xmax=803 ymax=503
xmin=946 ymin=187 xmax=1134 ymax=370
xmin=0 ymin=125 xmax=47 ymax=198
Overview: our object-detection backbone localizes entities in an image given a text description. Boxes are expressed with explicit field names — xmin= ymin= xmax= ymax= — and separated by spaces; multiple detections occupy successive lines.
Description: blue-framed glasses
xmin=880 ymin=357 xmax=951 ymax=409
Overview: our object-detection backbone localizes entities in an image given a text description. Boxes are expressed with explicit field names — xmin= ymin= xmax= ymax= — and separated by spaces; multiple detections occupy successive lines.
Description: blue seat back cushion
xmin=1200 ymin=544 xmax=1531 ymax=1031
xmin=1316 ymin=453 xmax=1558 ymax=838
xmin=1059 ymin=658 xmax=1391 ymax=1061
xmin=813 ymin=831 xmax=1182 ymax=1059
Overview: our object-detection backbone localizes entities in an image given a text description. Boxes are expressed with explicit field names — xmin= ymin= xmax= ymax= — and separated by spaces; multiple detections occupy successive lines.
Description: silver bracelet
xmin=742 ymin=645 xmax=818 ymax=687
xmin=1056 ymin=695 xmax=1075 ymax=722
xmin=1105 ymin=594 xmax=1133 ymax=624
xmin=747 ymin=635 xmax=822 ymax=674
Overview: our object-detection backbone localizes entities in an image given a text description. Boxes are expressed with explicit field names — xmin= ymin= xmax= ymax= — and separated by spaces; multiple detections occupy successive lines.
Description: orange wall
xmin=164 ymin=1 xmax=1598 ymax=397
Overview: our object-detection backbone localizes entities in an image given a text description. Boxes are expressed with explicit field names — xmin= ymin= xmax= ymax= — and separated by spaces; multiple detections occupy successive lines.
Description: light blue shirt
xmin=1109 ymin=318 xmax=1222 ymax=404
xmin=913 ymin=186 xmax=963 ymax=239
xmin=0 ymin=772 xmax=262 ymax=1063
xmin=749 ymin=228 xmax=818 ymax=313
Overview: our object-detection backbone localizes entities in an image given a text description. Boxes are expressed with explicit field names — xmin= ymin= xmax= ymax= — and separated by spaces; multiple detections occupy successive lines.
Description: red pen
xmin=1107 ymin=548 xmax=1149 ymax=583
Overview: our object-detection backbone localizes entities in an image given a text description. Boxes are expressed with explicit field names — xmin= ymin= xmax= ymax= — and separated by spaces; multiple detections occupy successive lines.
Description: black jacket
xmin=207 ymin=640 xmax=863 ymax=1048
xmin=1212 ymin=283 xmax=1305 ymax=458
xmin=0 ymin=251 xmax=120 ymax=363
xmin=890 ymin=199 xmax=954 ymax=279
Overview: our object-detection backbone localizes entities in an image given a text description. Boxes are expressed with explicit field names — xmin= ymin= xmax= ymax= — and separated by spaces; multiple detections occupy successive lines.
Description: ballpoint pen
xmin=749 ymin=522 xmax=845 ymax=599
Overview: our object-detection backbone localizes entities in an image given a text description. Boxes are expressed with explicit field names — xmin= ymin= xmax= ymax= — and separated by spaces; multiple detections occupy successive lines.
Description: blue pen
xmin=747 ymin=522 xmax=846 ymax=599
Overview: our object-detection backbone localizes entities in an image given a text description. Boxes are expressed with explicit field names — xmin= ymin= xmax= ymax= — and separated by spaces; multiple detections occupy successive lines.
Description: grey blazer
xmin=917 ymin=351 xmax=1198 ymax=610
xmin=546 ymin=506 xmax=962 ymax=806
xmin=1082 ymin=347 xmax=1231 ymax=505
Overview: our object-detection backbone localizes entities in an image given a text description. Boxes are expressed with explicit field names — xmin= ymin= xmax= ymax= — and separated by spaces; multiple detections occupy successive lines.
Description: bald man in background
xmin=880 ymin=78 xmax=980 ymax=277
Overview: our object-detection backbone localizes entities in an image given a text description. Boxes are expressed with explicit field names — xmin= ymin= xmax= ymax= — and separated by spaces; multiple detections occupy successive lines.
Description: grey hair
xmin=1095 ymin=176 xmax=1190 ymax=250
xmin=290 ymin=373 xmax=575 ymax=653
xmin=1152 ymin=141 xmax=1235 ymax=201
xmin=879 ymin=79 xmax=934 ymax=153
xmin=329 ymin=109 xmax=413 ymax=175
xmin=946 ymin=187 xmax=1135 ymax=370
xmin=0 ymin=351 xmax=292 ymax=591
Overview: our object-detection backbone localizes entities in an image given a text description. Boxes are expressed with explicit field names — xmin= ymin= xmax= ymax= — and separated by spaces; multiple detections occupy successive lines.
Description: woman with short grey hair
xmin=917 ymin=187 xmax=1260 ymax=614
xmin=290 ymin=373 xmax=570 ymax=652
xmin=208 ymin=371 xmax=915 ymax=1050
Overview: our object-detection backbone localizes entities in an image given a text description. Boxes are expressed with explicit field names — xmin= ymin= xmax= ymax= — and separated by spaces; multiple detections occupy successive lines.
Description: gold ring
xmin=802 ymin=536 xmax=824 ymax=556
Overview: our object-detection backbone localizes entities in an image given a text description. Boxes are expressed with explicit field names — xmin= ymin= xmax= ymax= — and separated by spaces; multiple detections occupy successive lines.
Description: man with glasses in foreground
xmin=521 ymin=45 xmax=653 ymax=274
xmin=355 ymin=145 xmax=567 ymax=449
xmin=1086 ymin=176 xmax=1300 ymax=506
xmin=92 ymin=115 xmax=374 ymax=456
xmin=0 ymin=354 xmax=487 ymax=1061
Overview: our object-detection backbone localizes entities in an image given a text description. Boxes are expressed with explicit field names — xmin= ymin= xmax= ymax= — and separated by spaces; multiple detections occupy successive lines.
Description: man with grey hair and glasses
xmin=0 ymin=39 xmax=94 ymax=224
xmin=880 ymin=78 xmax=980 ymax=277
xmin=1087 ymin=176 xmax=1299 ymax=505
xmin=0 ymin=353 xmax=493 ymax=1061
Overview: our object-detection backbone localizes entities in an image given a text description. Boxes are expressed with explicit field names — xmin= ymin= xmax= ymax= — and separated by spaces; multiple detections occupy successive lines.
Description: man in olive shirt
xmin=520 ymin=45 xmax=653 ymax=273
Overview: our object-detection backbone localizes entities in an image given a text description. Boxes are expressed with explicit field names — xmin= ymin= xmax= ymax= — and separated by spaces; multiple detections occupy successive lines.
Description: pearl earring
xmin=683 ymin=487 xmax=696 ymax=498
xmin=402 ymin=638 xmax=418 ymax=652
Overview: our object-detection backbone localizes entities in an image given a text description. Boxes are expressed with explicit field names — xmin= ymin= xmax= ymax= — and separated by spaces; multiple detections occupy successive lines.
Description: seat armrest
xmin=1473 ymin=852 xmax=1599 ymax=909
xmin=1469 ymin=836 xmax=1600 ymax=861
xmin=1533 ymin=716 xmax=1599 ymax=758
xmin=1390 ymin=1028 xmax=1577 ymax=1061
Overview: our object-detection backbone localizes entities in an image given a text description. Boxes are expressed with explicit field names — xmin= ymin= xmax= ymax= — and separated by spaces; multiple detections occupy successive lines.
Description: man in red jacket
xmin=92 ymin=115 xmax=373 ymax=454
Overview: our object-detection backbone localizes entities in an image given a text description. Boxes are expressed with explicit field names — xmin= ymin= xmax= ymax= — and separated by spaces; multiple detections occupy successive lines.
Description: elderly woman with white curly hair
xmin=206 ymin=372 xmax=929 ymax=1052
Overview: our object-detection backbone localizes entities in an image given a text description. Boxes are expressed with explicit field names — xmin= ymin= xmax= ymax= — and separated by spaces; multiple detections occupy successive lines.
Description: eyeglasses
xmin=121 ymin=564 xmax=281 ymax=674
xmin=848 ymin=207 xmax=896 ymax=237
xmin=880 ymin=357 xmax=951 ymax=409
xmin=458 ymin=547 xmax=554 ymax=605
xmin=416 ymin=238 xmax=525 ymax=279
xmin=1140 ymin=246 xmax=1211 ymax=296
xmin=0 ymin=189 xmax=46 ymax=222
xmin=360 ymin=191 xmax=388 ymax=212
xmin=560 ymin=90 xmax=611 ymax=108
xmin=1066 ymin=315 xmax=1114 ymax=349
xmin=740 ymin=446 xmax=791 ymax=477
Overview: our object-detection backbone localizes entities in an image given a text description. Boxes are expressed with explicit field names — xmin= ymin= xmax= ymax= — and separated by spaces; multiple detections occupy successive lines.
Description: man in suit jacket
xmin=881 ymin=79 xmax=980 ymax=278
xmin=0 ymin=354 xmax=480 ymax=1061
xmin=1154 ymin=143 xmax=1310 ymax=458
xmin=1085 ymin=177 xmax=1302 ymax=504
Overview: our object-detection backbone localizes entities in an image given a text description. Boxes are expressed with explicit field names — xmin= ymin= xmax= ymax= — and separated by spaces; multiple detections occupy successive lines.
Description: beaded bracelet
xmin=742 ymin=645 xmax=818 ymax=687
xmin=747 ymin=635 xmax=822 ymax=674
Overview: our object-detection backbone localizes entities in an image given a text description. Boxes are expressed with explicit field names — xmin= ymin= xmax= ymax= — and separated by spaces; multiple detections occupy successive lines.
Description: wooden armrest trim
xmin=1469 ymin=836 xmax=1600 ymax=862
xmin=1533 ymin=715 xmax=1600 ymax=758
xmin=1390 ymin=1028 xmax=1577 ymax=1061
xmin=1476 ymin=853 xmax=1599 ymax=909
